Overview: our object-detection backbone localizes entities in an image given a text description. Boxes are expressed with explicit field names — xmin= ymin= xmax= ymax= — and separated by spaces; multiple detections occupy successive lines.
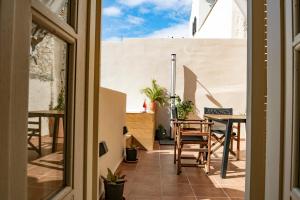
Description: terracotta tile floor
xmin=27 ymin=136 xmax=64 ymax=200
xmin=118 ymin=140 xmax=246 ymax=200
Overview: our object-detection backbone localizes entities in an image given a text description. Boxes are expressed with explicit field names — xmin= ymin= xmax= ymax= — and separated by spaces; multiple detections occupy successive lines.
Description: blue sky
xmin=102 ymin=0 xmax=192 ymax=41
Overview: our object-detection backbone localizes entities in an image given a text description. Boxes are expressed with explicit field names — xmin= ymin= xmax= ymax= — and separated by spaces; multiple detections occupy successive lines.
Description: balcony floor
xmin=118 ymin=140 xmax=245 ymax=200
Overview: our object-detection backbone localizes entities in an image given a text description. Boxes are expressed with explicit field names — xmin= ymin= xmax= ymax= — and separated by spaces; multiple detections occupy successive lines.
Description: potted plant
xmin=53 ymin=87 xmax=65 ymax=111
xmin=126 ymin=143 xmax=138 ymax=162
xmin=155 ymin=124 xmax=167 ymax=140
xmin=175 ymin=97 xmax=195 ymax=120
xmin=141 ymin=80 xmax=168 ymax=112
xmin=48 ymin=87 xmax=65 ymax=137
xmin=101 ymin=168 xmax=126 ymax=200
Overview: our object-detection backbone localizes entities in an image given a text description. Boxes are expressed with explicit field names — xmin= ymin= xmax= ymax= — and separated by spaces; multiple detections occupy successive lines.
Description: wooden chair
xmin=204 ymin=107 xmax=241 ymax=160
xmin=27 ymin=117 xmax=42 ymax=156
xmin=174 ymin=120 xmax=213 ymax=174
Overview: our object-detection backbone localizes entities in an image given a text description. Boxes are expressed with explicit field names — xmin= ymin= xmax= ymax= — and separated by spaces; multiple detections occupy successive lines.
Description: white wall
xmin=98 ymin=87 xmax=127 ymax=195
xmin=190 ymin=0 xmax=247 ymax=39
xmin=101 ymin=38 xmax=247 ymax=133
xmin=189 ymin=0 xmax=214 ymax=36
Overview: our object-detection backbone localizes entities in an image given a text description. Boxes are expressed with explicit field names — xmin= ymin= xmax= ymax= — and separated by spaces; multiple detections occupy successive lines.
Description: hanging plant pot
xmin=103 ymin=180 xmax=125 ymax=200
xmin=126 ymin=148 xmax=137 ymax=162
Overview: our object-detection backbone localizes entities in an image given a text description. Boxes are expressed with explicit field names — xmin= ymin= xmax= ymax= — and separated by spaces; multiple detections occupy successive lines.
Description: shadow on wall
xmin=183 ymin=65 xmax=223 ymax=116
xmin=156 ymin=65 xmax=224 ymax=134
xmin=196 ymin=79 xmax=223 ymax=108
xmin=183 ymin=65 xmax=197 ymax=103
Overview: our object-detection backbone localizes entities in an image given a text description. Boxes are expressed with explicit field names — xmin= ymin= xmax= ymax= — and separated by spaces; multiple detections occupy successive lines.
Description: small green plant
xmin=54 ymin=87 xmax=65 ymax=111
xmin=175 ymin=97 xmax=195 ymax=120
xmin=141 ymin=80 xmax=168 ymax=107
xmin=156 ymin=124 xmax=167 ymax=140
xmin=157 ymin=124 xmax=165 ymax=132
xmin=129 ymin=143 xmax=137 ymax=149
xmin=101 ymin=168 xmax=126 ymax=184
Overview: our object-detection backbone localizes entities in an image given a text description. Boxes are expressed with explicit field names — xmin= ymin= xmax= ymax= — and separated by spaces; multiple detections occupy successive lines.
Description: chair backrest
xmin=204 ymin=108 xmax=232 ymax=131
xmin=204 ymin=107 xmax=233 ymax=115
xmin=27 ymin=117 xmax=41 ymax=131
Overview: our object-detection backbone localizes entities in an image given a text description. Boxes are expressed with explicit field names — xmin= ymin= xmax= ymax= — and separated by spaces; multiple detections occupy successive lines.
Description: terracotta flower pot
xmin=48 ymin=116 xmax=64 ymax=138
xmin=150 ymin=101 xmax=156 ymax=112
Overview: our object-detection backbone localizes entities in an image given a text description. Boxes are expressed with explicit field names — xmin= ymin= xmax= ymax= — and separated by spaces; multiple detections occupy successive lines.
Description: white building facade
xmin=189 ymin=0 xmax=247 ymax=39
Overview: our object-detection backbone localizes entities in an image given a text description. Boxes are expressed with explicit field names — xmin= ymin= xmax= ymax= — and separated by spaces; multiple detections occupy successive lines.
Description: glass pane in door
xmin=27 ymin=23 xmax=68 ymax=200
xmin=37 ymin=0 xmax=70 ymax=23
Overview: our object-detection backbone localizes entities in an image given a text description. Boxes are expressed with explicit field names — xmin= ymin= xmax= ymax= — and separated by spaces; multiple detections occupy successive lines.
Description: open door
xmin=29 ymin=0 xmax=90 ymax=199
xmin=0 ymin=0 xmax=100 ymax=199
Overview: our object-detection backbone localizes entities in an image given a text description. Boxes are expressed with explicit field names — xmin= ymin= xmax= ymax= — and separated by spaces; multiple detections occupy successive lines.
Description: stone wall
xmin=29 ymin=29 xmax=67 ymax=135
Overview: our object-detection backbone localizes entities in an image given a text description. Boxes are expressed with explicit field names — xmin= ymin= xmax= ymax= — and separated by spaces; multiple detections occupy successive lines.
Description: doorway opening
xmin=99 ymin=0 xmax=249 ymax=199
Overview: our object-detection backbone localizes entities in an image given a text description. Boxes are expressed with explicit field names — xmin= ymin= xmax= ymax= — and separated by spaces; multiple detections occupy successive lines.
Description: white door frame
xmin=265 ymin=0 xmax=285 ymax=199
xmin=84 ymin=0 xmax=101 ymax=199
xmin=1 ymin=0 xmax=286 ymax=199
xmin=283 ymin=0 xmax=300 ymax=199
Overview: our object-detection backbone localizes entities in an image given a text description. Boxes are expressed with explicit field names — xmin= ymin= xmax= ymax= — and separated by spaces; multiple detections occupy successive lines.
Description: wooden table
xmin=28 ymin=110 xmax=64 ymax=153
xmin=204 ymin=114 xmax=246 ymax=178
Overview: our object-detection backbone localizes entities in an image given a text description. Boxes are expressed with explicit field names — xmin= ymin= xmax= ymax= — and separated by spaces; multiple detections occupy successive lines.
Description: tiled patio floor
xmin=118 ymin=140 xmax=246 ymax=200
xmin=27 ymin=136 xmax=64 ymax=200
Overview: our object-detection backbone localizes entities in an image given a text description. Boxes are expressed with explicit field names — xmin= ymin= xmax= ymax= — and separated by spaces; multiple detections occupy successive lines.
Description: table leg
xmin=52 ymin=117 xmax=59 ymax=153
xmin=221 ymin=120 xmax=233 ymax=178
xmin=237 ymin=123 xmax=241 ymax=160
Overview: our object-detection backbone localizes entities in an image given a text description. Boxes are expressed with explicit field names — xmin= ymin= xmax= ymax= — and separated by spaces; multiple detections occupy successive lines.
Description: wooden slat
xmin=204 ymin=114 xmax=246 ymax=121
xmin=28 ymin=121 xmax=39 ymax=125
xmin=180 ymin=156 xmax=197 ymax=159
xmin=181 ymin=163 xmax=205 ymax=167
xmin=181 ymin=131 xmax=210 ymax=136
xmin=181 ymin=148 xmax=208 ymax=152
xmin=27 ymin=128 xmax=40 ymax=132
xmin=125 ymin=113 xmax=155 ymax=150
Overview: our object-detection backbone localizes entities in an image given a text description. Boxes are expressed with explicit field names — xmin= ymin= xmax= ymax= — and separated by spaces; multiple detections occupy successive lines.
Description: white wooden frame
xmin=0 ymin=0 xmax=100 ymax=199
xmin=31 ymin=1 xmax=83 ymax=199
xmin=284 ymin=0 xmax=300 ymax=199
xmin=265 ymin=0 xmax=285 ymax=199
xmin=31 ymin=0 xmax=101 ymax=199
xmin=83 ymin=0 xmax=101 ymax=199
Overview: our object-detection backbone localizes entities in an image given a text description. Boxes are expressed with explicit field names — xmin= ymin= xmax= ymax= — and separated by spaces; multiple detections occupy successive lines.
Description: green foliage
xmin=175 ymin=96 xmax=195 ymax=120
xmin=54 ymin=87 xmax=65 ymax=111
xmin=141 ymin=80 xmax=168 ymax=107
xmin=155 ymin=124 xmax=167 ymax=139
xmin=102 ymin=168 xmax=126 ymax=185
xmin=129 ymin=143 xmax=137 ymax=149
xmin=157 ymin=124 xmax=165 ymax=131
